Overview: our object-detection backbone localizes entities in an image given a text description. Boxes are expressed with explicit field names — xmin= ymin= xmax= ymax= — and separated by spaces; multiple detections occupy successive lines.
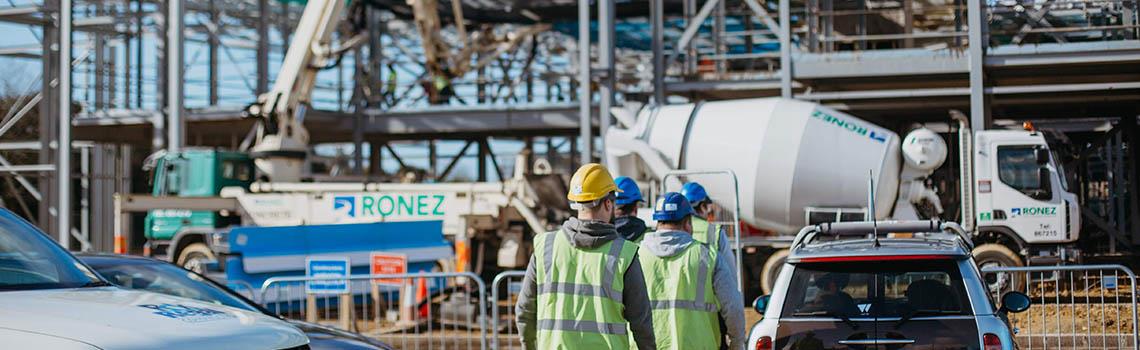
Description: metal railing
xmin=259 ymin=272 xmax=488 ymax=350
xmin=662 ymin=169 xmax=745 ymax=292
xmin=491 ymin=271 xmax=527 ymax=350
xmin=982 ymin=264 xmax=1139 ymax=349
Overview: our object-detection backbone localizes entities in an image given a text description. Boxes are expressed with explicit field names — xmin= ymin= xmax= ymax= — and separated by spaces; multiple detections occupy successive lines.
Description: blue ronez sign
xmin=306 ymin=257 xmax=350 ymax=294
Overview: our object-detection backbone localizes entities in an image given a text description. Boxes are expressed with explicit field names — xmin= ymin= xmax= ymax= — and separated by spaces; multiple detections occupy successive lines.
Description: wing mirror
xmin=1001 ymin=291 xmax=1031 ymax=313
xmin=752 ymin=295 xmax=771 ymax=315
xmin=1035 ymin=148 xmax=1050 ymax=165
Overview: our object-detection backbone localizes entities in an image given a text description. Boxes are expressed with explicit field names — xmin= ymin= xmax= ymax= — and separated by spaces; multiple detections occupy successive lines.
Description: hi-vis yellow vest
xmin=691 ymin=216 xmax=721 ymax=250
xmin=633 ymin=241 xmax=720 ymax=349
xmin=534 ymin=230 xmax=639 ymax=349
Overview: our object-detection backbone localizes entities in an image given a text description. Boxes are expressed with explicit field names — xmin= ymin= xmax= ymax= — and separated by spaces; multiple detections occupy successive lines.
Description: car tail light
xmin=983 ymin=333 xmax=1001 ymax=350
xmin=755 ymin=336 xmax=773 ymax=350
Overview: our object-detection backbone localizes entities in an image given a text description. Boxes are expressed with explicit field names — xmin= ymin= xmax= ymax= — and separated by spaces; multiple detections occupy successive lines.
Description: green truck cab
xmin=144 ymin=149 xmax=254 ymax=269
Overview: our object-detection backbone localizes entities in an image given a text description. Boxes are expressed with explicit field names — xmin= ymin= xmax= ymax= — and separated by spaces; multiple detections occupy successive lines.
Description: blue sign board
xmin=306 ymin=257 xmax=350 ymax=294
xmin=1104 ymin=275 xmax=1118 ymax=290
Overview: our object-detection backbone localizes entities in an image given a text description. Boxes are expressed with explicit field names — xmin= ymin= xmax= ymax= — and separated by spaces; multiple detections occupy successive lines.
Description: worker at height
xmin=633 ymin=192 xmax=745 ymax=349
xmin=614 ymin=176 xmax=649 ymax=243
xmin=515 ymin=163 xmax=657 ymax=350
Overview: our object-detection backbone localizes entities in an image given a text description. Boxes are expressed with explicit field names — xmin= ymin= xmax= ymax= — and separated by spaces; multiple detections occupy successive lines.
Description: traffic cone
xmin=416 ymin=277 xmax=429 ymax=319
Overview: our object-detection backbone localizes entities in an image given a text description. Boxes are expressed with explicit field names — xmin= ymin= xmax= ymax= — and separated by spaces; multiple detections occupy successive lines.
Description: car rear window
xmin=781 ymin=259 xmax=972 ymax=318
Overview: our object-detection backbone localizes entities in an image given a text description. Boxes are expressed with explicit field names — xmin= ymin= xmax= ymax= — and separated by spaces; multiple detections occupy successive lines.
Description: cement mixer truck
xmin=606 ymin=98 xmax=1081 ymax=298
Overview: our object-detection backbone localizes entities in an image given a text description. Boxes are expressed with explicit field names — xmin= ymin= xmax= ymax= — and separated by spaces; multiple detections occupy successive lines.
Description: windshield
xmin=83 ymin=259 xmax=259 ymax=312
xmin=0 ymin=210 xmax=101 ymax=291
xmin=781 ymin=259 xmax=972 ymax=318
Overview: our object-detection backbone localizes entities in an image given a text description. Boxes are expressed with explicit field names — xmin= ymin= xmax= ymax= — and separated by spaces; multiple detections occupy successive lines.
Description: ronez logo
xmin=333 ymin=196 xmax=356 ymax=217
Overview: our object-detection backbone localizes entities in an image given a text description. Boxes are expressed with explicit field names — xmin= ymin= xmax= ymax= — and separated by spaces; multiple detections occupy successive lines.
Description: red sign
xmin=370 ymin=252 xmax=407 ymax=285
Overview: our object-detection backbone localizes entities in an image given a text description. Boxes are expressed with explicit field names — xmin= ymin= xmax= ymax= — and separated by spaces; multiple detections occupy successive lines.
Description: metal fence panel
xmin=982 ymin=264 xmax=1139 ymax=350
xmin=260 ymin=272 xmax=488 ymax=350
xmin=491 ymin=271 xmax=527 ymax=350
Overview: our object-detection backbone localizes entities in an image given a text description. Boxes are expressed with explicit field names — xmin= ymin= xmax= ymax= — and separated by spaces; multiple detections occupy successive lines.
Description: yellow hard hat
xmin=567 ymin=163 xmax=622 ymax=203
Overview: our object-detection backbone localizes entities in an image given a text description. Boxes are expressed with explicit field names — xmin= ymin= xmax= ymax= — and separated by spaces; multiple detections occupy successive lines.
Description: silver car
xmin=747 ymin=220 xmax=1031 ymax=350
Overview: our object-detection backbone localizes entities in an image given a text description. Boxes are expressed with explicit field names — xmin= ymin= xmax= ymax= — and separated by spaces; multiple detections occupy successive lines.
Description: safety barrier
xmin=982 ymin=265 xmax=1139 ymax=349
xmin=662 ymin=169 xmax=744 ymax=292
xmin=260 ymin=272 xmax=488 ymax=350
xmin=491 ymin=271 xmax=528 ymax=350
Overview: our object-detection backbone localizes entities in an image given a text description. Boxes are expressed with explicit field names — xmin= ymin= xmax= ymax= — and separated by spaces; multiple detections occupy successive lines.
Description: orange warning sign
xmin=370 ymin=252 xmax=407 ymax=285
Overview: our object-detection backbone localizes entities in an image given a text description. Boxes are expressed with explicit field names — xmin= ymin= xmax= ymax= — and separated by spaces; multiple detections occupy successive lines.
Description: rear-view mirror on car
xmin=1001 ymin=291 xmax=1031 ymax=313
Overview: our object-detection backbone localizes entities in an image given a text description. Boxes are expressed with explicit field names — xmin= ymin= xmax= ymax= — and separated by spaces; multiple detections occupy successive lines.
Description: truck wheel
xmin=177 ymin=243 xmax=215 ymax=274
xmin=760 ymin=249 xmax=790 ymax=295
xmin=973 ymin=243 xmax=1025 ymax=294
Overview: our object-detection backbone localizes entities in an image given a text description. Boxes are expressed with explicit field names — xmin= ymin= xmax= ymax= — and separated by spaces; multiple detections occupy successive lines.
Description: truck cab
xmin=972 ymin=128 xmax=1081 ymax=276
xmin=144 ymin=149 xmax=254 ymax=269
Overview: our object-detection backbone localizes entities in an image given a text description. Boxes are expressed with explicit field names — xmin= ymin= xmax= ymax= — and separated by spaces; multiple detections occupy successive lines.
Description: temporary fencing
xmin=982 ymin=264 xmax=1139 ymax=350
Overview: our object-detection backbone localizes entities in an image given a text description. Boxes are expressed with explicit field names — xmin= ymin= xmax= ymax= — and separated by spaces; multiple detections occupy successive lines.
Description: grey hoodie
xmin=515 ymin=217 xmax=656 ymax=350
xmin=641 ymin=230 xmax=747 ymax=350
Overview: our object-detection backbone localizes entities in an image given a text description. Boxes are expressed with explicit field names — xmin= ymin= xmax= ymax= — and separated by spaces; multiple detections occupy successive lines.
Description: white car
xmin=0 ymin=208 xmax=309 ymax=349
xmin=748 ymin=221 xmax=1030 ymax=350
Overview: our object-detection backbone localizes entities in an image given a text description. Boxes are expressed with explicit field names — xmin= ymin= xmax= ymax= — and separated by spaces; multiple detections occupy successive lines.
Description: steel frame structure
xmin=0 ymin=0 xmax=1137 ymax=250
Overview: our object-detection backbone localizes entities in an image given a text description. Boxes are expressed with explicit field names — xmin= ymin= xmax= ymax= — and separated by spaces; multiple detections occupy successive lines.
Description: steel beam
xmin=677 ymin=0 xmax=719 ymax=55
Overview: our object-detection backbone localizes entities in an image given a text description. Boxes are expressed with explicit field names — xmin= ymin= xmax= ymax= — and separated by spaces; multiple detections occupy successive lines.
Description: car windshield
xmin=0 ymin=211 xmax=101 ymax=291
xmin=781 ymin=259 xmax=972 ymax=318
xmin=84 ymin=259 xmax=259 ymax=312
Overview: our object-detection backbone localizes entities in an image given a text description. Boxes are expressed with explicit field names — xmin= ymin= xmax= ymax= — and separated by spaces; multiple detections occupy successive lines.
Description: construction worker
xmin=635 ymin=192 xmax=745 ymax=349
xmin=681 ymin=181 xmax=740 ymax=350
xmin=680 ymin=182 xmax=738 ymax=274
xmin=384 ymin=63 xmax=397 ymax=107
xmin=516 ymin=163 xmax=656 ymax=350
xmin=614 ymin=176 xmax=649 ymax=243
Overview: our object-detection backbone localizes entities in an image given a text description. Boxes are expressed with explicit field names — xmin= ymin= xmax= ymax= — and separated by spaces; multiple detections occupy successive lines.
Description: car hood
xmin=0 ymin=287 xmax=308 ymax=350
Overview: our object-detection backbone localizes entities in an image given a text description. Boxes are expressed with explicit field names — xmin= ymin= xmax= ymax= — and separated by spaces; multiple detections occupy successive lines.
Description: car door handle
xmin=838 ymin=339 xmax=916 ymax=345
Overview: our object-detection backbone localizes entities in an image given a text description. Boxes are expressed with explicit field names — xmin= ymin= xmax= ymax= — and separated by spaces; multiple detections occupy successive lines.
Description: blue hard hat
xmin=680 ymin=182 xmax=709 ymax=204
xmin=653 ymin=192 xmax=693 ymax=221
xmin=614 ymin=176 xmax=643 ymax=206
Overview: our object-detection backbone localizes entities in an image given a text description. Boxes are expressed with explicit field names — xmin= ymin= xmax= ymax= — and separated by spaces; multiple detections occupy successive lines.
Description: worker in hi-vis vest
xmin=680 ymin=182 xmax=738 ymax=275
xmin=614 ymin=176 xmax=649 ymax=243
xmin=515 ymin=163 xmax=657 ymax=350
xmin=634 ymin=192 xmax=745 ymax=350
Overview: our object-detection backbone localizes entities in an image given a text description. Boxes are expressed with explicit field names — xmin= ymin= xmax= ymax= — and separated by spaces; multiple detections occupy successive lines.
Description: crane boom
xmin=244 ymin=0 xmax=348 ymax=182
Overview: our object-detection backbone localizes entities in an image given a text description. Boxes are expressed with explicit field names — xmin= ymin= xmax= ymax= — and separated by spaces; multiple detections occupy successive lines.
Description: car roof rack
xmin=790 ymin=219 xmax=973 ymax=251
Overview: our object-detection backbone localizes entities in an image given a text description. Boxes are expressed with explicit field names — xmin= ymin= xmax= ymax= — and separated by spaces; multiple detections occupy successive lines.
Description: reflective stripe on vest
xmin=534 ymin=229 xmax=638 ymax=348
xmin=634 ymin=239 xmax=720 ymax=350
xmin=538 ymin=319 xmax=628 ymax=335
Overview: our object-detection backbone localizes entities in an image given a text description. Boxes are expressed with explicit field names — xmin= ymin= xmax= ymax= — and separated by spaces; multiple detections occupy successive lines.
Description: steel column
xmin=578 ymin=0 xmax=592 ymax=165
xmin=651 ymin=0 xmax=665 ymax=104
xmin=257 ymin=0 xmax=270 ymax=94
xmin=780 ymin=0 xmax=793 ymax=97
xmin=38 ymin=0 xmax=59 ymax=233
xmin=58 ymin=0 xmax=72 ymax=247
xmin=208 ymin=0 xmax=219 ymax=105
xmin=167 ymin=0 xmax=184 ymax=151
xmin=598 ymin=0 xmax=614 ymax=165
xmin=967 ymin=0 xmax=990 ymax=129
